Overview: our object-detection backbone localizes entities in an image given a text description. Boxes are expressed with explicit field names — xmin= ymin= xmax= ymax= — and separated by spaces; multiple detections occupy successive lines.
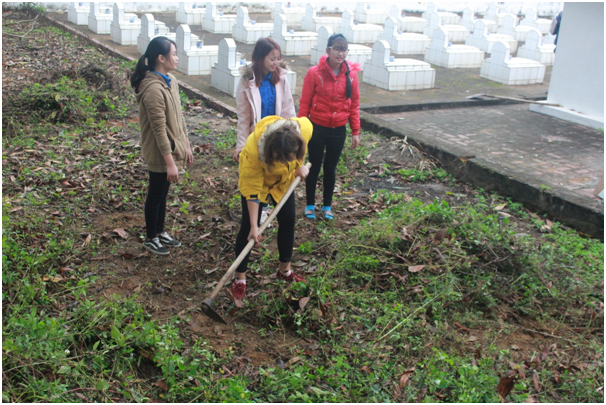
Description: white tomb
xmin=232 ymin=6 xmax=273 ymax=45
xmin=423 ymin=12 xmax=470 ymax=43
xmin=424 ymin=27 xmax=483 ymax=68
xmin=482 ymin=3 xmax=516 ymax=27
xmin=202 ymin=2 xmax=236 ymax=34
xmin=497 ymin=14 xmax=536 ymax=42
xmin=362 ymin=40 xmax=435 ymax=91
xmin=389 ymin=5 xmax=427 ymax=34
xmin=516 ymin=28 xmax=555 ymax=66
xmin=110 ymin=3 xmax=141 ymax=46
xmin=519 ymin=8 xmax=552 ymax=35
xmin=341 ymin=9 xmax=383 ymax=44
xmin=380 ymin=17 xmax=431 ymax=55
xmin=137 ymin=14 xmax=188 ymax=56
xmin=461 ymin=7 xmax=496 ymax=34
xmin=176 ymin=3 xmax=205 ymax=25
xmin=422 ymin=2 xmax=460 ymax=25
xmin=302 ymin=3 xmax=341 ymax=32
xmin=354 ymin=2 xmax=391 ymax=25
xmin=88 ymin=2 xmax=113 ymax=34
xmin=211 ymin=38 xmax=244 ymax=97
xmin=68 ymin=2 xmax=89 ymax=25
xmin=310 ymin=26 xmax=372 ymax=69
xmin=480 ymin=41 xmax=546 ymax=85
xmin=176 ymin=24 xmax=219 ymax=75
xmin=272 ymin=13 xmax=317 ymax=56
xmin=465 ymin=19 xmax=517 ymax=54
xmin=271 ymin=2 xmax=306 ymax=27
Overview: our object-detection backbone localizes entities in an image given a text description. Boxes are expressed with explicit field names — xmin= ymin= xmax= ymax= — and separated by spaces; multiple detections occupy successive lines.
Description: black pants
xmin=306 ymin=122 xmax=347 ymax=207
xmin=145 ymin=171 xmax=170 ymax=240
xmin=235 ymin=194 xmax=295 ymax=273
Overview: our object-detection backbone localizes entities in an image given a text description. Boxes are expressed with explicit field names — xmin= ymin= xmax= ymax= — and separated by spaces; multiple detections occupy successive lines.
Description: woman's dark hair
xmin=251 ymin=37 xmax=281 ymax=88
xmin=326 ymin=33 xmax=352 ymax=99
xmin=263 ymin=121 xmax=306 ymax=171
xmin=130 ymin=36 xmax=177 ymax=91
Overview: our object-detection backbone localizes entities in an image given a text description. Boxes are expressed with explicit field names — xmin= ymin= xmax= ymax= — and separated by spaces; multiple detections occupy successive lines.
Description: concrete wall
xmin=545 ymin=2 xmax=604 ymax=121
xmin=12 ymin=2 xmax=564 ymax=17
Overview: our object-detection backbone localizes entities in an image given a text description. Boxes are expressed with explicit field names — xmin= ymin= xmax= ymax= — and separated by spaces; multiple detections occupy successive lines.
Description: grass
xmin=243 ymin=194 xmax=603 ymax=402
xmin=2 ymin=8 xmax=604 ymax=403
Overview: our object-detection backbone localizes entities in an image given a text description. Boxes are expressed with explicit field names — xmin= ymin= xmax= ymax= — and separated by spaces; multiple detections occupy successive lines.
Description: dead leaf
xmin=59 ymin=267 xmax=73 ymax=275
xmin=286 ymin=356 xmax=301 ymax=367
xmin=553 ymin=369 xmax=561 ymax=386
xmin=359 ymin=365 xmax=371 ymax=373
xmin=299 ymin=297 xmax=310 ymax=310
xmin=433 ymin=229 xmax=447 ymax=244
xmin=467 ymin=335 xmax=478 ymax=342
xmin=152 ymin=381 xmax=168 ymax=391
xmin=121 ymin=251 xmax=148 ymax=260
xmin=398 ymin=368 xmax=415 ymax=388
xmin=454 ymin=322 xmax=470 ymax=333
xmin=408 ymin=265 xmax=425 ymax=273
xmin=497 ymin=375 xmax=518 ymax=401
xmin=82 ymin=234 xmax=91 ymax=246
xmin=493 ymin=204 xmax=506 ymax=211
xmin=112 ymin=228 xmax=128 ymax=239
xmin=42 ymin=275 xmax=63 ymax=283
xmin=74 ymin=392 xmax=87 ymax=401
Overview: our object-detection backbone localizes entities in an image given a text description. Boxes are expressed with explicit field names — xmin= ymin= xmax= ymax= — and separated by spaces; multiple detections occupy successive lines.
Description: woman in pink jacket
xmin=234 ymin=37 xmax=296 ymax=162
xmin=298 ymin=34 xmax=361 ymax=220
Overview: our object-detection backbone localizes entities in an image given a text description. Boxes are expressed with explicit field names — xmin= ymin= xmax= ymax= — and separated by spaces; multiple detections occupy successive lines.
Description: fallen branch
xmin=482 ymin=320 xmax=583 ymax=344
xmin=376 ymin=292 xmax=443 ymax=342
xmin=3 ymin=15 xmax=38 ymax=39
xmin=3 ymin=15 xmax=40 ymax=26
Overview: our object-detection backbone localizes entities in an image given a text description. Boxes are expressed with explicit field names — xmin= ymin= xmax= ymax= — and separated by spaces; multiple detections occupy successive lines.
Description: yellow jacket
xmin=239 ymin=116 xmax=313 ymax=203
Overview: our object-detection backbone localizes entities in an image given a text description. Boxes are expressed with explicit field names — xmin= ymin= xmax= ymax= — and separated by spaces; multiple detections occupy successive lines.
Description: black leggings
xmin=235 ymin=193 xmax=296 ymax=273
xmin=306 ymin=122 xmax=347 ymax=207
xmin=145 ymin=171 xmax=170 ymax=240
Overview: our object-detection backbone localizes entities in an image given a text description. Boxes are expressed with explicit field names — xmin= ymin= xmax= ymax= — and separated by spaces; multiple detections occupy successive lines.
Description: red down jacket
xmin=298 ymin=55 xmax=361 ymax=135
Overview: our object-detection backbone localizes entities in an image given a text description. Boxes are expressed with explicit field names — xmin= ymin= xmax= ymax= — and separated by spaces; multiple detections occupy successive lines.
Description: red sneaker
xmin=232 ymin=280 xmax=246 ymax=300
xmin=277 ymin=270 xmax=306 ymax=283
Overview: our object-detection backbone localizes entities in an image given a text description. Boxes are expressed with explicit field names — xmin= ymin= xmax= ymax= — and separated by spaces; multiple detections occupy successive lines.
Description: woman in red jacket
xmin=298 ymin=34 xmax=361 ymax=220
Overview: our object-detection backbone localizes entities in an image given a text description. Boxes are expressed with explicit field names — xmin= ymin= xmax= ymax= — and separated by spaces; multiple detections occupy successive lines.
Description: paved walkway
xmin=374 ymin=103 xmax=603 ymax=204
xmin=47 ymin=12 xmax=603 ymax=235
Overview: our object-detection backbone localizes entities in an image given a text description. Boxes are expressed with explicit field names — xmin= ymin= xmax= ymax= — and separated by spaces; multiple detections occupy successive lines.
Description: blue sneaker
xmin=305 ymin=205 xmax=316 ymax=219
xmin=322 ymin=206 xmax=334 ymax=220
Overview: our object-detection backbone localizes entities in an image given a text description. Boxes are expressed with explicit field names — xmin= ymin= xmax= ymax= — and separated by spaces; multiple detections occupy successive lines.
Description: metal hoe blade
xmin=200 ymin=298 xmax=227 ymax=324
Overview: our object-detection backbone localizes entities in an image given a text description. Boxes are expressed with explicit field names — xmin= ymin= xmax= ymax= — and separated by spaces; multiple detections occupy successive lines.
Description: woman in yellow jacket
xmin=233 ymin=116 xmax=312 ymax=299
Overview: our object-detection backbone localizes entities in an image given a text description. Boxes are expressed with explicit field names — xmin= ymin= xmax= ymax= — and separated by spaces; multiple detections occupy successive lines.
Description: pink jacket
xmin=298 ymin=55 xmax=361 ymax=135
xmin=235 ymin=63 xmax=296 ymax=150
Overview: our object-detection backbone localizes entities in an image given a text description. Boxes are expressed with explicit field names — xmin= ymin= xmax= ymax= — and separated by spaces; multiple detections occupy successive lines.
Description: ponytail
xmin=130 ymin=55 xmax=150 ymax=92
xmin=130 ymin=36 xmax=176 ymax=92
xmin=343 ymin=60 xmax=352 ymax=99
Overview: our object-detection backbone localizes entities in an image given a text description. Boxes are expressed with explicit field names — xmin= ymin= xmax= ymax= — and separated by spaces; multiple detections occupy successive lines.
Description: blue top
xmin=259 ymin=72 xmax=276 ymax=118
xmin=152 ymin=71 xmax=171 ymax=87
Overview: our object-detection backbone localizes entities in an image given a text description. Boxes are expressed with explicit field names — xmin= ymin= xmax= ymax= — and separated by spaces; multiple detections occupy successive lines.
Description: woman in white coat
xmin=233 ymin=37 xmax=296 ymax=162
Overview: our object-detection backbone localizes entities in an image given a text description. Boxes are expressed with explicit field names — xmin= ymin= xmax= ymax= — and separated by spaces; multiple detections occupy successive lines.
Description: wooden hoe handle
xmin=207 ymin=162 xmax=312 ymax=300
